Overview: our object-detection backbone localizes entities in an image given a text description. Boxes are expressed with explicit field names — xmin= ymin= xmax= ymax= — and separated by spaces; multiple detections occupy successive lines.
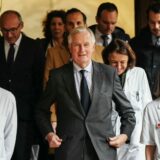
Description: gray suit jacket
xmin=36 ymin=61 xmax=135 ymax=160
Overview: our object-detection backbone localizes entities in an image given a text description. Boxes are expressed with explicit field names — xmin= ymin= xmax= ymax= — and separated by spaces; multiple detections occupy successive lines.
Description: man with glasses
xmin=0 ymin=10 xmax=44 ymax=160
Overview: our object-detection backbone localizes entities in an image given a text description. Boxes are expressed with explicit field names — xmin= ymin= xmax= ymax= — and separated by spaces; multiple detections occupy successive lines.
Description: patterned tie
xmin=101 ymin=34 xmax=109 ymax=47
xmin=80 ymin=70 xmax=91 ymax=114
xmin=7 ymin=44 xmax=15 ymax=68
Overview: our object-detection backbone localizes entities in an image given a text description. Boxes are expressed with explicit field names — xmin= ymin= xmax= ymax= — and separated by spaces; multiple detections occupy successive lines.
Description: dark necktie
xmin=101 ymin=35 xmax=109 ymax=47
xmin=7 ymin=44 xmax=15 ymax=68
xmin=80 ymin=70 xmax=91 ymax=114
xmin=155 ymin=37 xmax=160 ymax=47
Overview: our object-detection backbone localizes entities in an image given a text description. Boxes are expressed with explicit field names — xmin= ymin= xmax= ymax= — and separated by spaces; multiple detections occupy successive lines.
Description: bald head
xmin=0 ymin=10 xmax=23 ymax=44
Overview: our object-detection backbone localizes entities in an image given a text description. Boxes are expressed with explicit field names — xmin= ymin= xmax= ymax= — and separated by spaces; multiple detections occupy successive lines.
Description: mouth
xmin=79 ymin=53 xmax=87 ymax=57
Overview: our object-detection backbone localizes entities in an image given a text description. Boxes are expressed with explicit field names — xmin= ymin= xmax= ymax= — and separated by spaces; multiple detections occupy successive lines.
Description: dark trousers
xmin=83 ymin=134 xmax=99 ymax=160
xmin=11 ymin=120 xmax=49 ymax=160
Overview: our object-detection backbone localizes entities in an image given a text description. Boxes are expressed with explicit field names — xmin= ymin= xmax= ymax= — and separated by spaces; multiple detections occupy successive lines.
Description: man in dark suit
xmin=35 ymin=27 xmax=135 ymax=160
xmin=89 ymin=2 xmax=130 ymax=47
xmin=0 ymin=10 xmax=44 ymax=160
xmin=130 ymin=2 xmax=160 ymax=99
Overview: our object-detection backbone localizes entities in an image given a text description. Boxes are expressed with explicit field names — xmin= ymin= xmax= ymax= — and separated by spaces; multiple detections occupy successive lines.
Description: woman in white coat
xmin=102 ymin=39 xmax=152 ymax=160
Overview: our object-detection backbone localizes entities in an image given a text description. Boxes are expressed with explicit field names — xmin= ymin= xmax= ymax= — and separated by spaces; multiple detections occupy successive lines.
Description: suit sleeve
xmin=35 ymin=71 xmax=57 ymax=138
xmin=112 ymin=70 xmax=136 ymax=141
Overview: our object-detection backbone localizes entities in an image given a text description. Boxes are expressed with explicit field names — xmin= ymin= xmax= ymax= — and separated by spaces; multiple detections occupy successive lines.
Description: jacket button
xmin=153 ymin=65 xmax=157 ymax=68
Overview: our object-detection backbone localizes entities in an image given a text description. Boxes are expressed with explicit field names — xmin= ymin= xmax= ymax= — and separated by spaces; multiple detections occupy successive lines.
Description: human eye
xmin=72 ymin=43 xmax=79 ymax=47
xmin=84 ymin=42 xmax=89 ymax=47
xmin=111 ymin=61 xmax=117 ymax=66
xmin=77 ymin=21 xmax=82 ymax=26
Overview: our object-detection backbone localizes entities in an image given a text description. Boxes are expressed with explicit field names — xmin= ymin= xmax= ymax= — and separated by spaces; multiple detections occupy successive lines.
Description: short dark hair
xmin=0 ymin=10 xmax=23 ymax=26
xmin=102 ymin=39 xmax=136 ymax=69
xmin=66 ymin=8 xmax=87 ymax=24
xmin=147 ymin=2 xmax=160 ymax=19
xmin=42 ymin=10 xmax=66 ymax=39
xmin=96 ymin=2 xmax=118 ymax=18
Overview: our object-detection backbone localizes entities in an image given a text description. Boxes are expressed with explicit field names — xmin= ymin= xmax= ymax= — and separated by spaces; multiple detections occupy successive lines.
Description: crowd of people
xmin=0 ymin=1 xmax=160 ymax=160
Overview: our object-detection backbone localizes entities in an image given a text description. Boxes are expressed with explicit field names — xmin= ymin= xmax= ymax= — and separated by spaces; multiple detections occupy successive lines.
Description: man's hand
xmin=46 ymin=132 xmax=62 ymax=148
xmin=108 ymin=134 xmax=128 ymax=148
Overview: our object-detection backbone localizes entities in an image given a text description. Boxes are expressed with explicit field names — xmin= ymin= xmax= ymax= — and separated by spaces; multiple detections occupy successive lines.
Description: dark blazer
xmin=130 ymin=26 xmax=160 ymax=98
xmin=36 ymin=61 xmax=135 ymax=160
xmin=0 ymin=34 xmax=43 ymax=121
xmin=89 ymin=24 xmax=130 ymax=42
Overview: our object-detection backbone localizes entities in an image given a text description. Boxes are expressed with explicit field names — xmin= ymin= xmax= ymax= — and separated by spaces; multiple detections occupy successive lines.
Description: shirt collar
xmin=4 ymin=33 xmax=22 ymax=47
xmin=73 ymin=61 xmax=92 ymax=73
xmin=95 ymin=27 xmax=112 ymax=39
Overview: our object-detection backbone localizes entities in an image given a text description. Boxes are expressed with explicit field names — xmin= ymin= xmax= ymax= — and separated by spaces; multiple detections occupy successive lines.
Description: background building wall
xmin=0 ymin=0 xmax=134 ymax=38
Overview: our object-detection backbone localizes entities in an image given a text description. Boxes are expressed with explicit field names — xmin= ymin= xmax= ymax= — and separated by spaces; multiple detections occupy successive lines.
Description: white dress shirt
xmin=94 ymin=27 xmax=112 ymax=46
xmin=73 ymin=61 xmax=93 ymax=100
xmin=4 ymin=33 xmax=22 ymax=61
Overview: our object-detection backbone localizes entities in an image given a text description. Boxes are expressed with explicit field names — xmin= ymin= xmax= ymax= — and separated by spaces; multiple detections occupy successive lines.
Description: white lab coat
xmin=112 ymin=67 xmax=152 ymax=160
xmin=0 ymin=88 xmax=17 ymax=160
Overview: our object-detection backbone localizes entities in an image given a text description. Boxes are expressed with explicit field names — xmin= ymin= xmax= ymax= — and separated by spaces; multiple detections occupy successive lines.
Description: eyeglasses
xmin=1 ymin=23 xmax=21 ymax=34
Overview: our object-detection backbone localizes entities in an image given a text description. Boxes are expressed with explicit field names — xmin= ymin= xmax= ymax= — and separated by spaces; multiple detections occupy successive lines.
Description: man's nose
xmin=80 ymin=45 xmax=85 ymax=52
xmin=6 ymin=31 xmax=13 ymax=38
xmin=73 ymin=23 xmax=78 ymax=29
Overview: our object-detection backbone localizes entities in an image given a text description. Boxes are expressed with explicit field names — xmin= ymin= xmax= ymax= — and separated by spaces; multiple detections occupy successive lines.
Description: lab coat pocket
xmin=125 ymin=90 xmax=142 ymax=111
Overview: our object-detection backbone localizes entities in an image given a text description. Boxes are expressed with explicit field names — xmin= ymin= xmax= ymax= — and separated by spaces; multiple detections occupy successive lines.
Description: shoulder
xmin=50 ymin=62 xmax=72 ymax=74
xmin=127 ymin=67 xmax=147 ymax=79
xmin=129 ymin=67 xmax=146 ymax=74
xmin=0 ymin=87 xmax=15 ymax=103
xmin=131 ymin=26 xmax=151 ymax=42
xmin=88 ymin=24 xmax=97 ymax=34
xmin=113 ymin=27 xmax=130 ymax=41
xmin=144 ymin=98 xmax=160 ymax=118
xmin=21 ymin=34 xmax=37 ymax=46
xmin=93 ymin=61 xmax=115 ymax=74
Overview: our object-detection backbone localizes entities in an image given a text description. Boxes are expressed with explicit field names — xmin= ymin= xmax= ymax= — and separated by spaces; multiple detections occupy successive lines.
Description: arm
xmin=146 ymin=145 xmax=156 ymax=160
xmin=50 ymin=103 xmax=57 ymax=133
xmin=35 ymin=70 xmax=62 ymax=148
xmin=44 ymin=48 xmax=55 ymax=89
xmin=141 ymin=69 xmax=152 ymax=109
xmin=5 ymin=94 xmax=17 ymax=160
xmin=110 ymin=70 xmax=136 ymax=147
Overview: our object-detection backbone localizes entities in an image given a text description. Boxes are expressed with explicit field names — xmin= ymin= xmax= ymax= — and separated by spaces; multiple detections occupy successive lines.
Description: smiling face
xmin=69 ymin=30 xmax=95 ymax=68
xmin=108 ymin=52 xmax=128 ymax=75
xmin=66 ymin=12 xmax=86 ymax=33
xmin=0 ymin=13 xmax=23 ymax=44
xmin=50 ymin=17 xmax=65 ymax=40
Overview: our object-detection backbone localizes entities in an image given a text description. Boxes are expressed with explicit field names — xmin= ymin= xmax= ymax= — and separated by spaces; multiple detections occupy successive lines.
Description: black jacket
xmin=89 ymin=24 xmax=130 ymax=42
xmin=0 ymin=34 xmax=44 ymax=120
xmin=130 ymin=26 xmax=160 ymax=98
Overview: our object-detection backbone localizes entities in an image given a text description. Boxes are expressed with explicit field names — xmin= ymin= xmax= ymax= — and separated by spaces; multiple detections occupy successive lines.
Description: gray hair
xmin=68 ymin=26 xmax=95 ymax=44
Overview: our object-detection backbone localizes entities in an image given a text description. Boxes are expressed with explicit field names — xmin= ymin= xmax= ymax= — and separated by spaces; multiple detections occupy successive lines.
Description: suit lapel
xmin=62 ymin=62 xmax=86 ymax=117
xmin=13 ymin=35 xmax=25 ymax=64
xmin=87 ymin=62 xmax=103 ymax=116
xmin=0 ymin=38 xmax=7 ymax=64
